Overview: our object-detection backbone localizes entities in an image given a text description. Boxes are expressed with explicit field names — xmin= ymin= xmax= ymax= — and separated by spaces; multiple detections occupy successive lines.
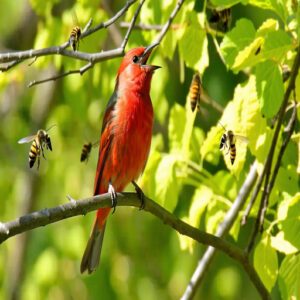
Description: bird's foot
xmin=132 ymin=181 xmax=145 ymax=210
xmin=108 ymin=182 xmax=117 ymax=213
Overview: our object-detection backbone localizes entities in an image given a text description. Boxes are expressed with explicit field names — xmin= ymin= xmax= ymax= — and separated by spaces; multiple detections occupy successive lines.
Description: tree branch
xmin=246 ymin=46 xmax=300 ymax=253
xmin=0 ymin=0 xmax=137 ymax=65
xmin=154 ymin=0 xmax=185 ymax=44
xmin=181 ymin=163 xmax=258 ymax=300
xmin=27 ymin=0 xmax=146 ymax=88
xmin=0 ymin=192 xmax=269 ymax=299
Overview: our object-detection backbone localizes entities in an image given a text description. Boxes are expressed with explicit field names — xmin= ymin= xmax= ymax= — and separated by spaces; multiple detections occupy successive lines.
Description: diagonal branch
xmin=181 ymin=163 xmax=258 ymax=300
xmin=0 ymin=192 xmax=270 ymax=299
xmin=154 ymin=0 xmax=185 ymax=44
xmin=245 ymin=46 xmax=300 ymax=252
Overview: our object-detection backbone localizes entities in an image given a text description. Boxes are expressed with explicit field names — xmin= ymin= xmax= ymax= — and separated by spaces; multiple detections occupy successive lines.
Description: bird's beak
xmin=140 ymin=42 xmax=161 ymax=71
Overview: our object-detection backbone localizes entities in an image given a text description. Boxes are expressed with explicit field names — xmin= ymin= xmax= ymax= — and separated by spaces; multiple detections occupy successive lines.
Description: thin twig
xmin=121 ymin=0 xmax=146 ymax=49
xmin=27 ymin=0 xmax=146 ymax=88
xmin=119 ymin=21 xmax=181 ymax=31
xmin=259 ymin=102 xmax=297 ymax=229
xmin=27 ymin=63 xmax=93 ymax=87
xmin=81 ymin=0 xmax=137 ymax=38
xmin=246 ymin=46 xmax=300 ymax=253
xmin=201 ymin=92 xmax=224 ymax=114
xmin=0 ymin=60 xmax=22 ymax=72
xmin=0 ymin=0 xmax=138 ymax=65
xmin=154 ymin=0 xmax=185 ymax=44
xmin=181 ymin=164 xmax=257 ymax=300
xmin=0 ymin=192 xmax=270 ymax=299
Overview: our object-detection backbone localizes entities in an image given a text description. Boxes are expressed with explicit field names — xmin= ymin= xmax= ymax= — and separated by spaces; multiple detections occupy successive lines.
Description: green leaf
xmin=248 ymin=0 xmax=273 ymax=10
xmin=179 ymin=185 xmax=213 ymax=250
xmin=232 ymin=37 xmax=264 ymax=71
xmin=279 ymin=193 xmax=300 ymax=249
xmin=155 ymin=154 xmax=180 ymax=211
xmin=200 ymin=124 xmax=222 ymax=166
xmin=178 ymin=12 xmax=208 ymax=72
xmin=253 ymin=233 xmax=278 ymax=291
xmin=206 ymin=197 xmax=228 ymax=234
xmin=210 ymin=0 xmax=241 ymax=6
xmin=271 ymin=232 xmax=298 ymax=254
xmin=220 ymin=19 xmax=256 ymax=69
xmin=168 ymin=104 xmax=186 ymax=153
xmin=278 ymin=254 xmax=300 ymax=300
xmin=139 ymin=134 xmax=164 ymax=200
xmin=256 ymin=19 xmax=279 ymax=36
xmin=262 ymin=30 xmax=293 ymax=62
xmin=269 ymin=0 xmax=288 ymax=23
xmin=256 ymin=60 xmax=284 ymax=118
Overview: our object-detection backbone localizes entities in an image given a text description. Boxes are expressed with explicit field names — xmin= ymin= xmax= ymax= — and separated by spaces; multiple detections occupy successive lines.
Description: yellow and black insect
xmin=69 ymin=25 xmax=81 ymax=51
xmin=219 ymin=123 xmax=248 ymax=165
xmin=209 ymin=8 xmax=232 ymax=32
xmin=18 ymin=126 xmax=55 ymax=169
xmin=80 ymin=141 xmax=99 ymax=163
xmin=188 ymin=72 xmax=202 ymax=112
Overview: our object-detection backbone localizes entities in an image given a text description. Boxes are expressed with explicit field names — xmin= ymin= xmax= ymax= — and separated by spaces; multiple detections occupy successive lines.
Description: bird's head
xmin=116 ymin=43 xmax=160 ymax=93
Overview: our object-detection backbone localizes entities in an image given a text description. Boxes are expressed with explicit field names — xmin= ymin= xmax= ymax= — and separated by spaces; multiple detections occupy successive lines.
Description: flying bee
xmin=188 ymin=72 xmax=202 ymax=112
xmin=218 ymin=123 xmax=248 ymax=165
xmin=69 ymin=25 xmax=81 ymax=51
xmin=209 ymin=8 xmax=232 ymax=32
xmin=18 ymin=125 xmax=55 ymax=170
xmin=80 ymin=141 xmax=99 ymax=163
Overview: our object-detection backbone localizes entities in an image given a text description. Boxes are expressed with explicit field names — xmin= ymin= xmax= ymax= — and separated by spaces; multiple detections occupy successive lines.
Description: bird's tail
xmin=80 ymin=208 xmax=110 ymax=274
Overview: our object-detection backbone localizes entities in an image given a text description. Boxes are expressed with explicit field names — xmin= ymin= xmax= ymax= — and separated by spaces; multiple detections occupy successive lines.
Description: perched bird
xmin=80 ymin=43 xmax=160 ymax=274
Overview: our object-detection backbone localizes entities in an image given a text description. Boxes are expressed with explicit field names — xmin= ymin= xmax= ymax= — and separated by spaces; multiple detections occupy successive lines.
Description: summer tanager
xmin=80 ymin=43 xmax=160 ymax=273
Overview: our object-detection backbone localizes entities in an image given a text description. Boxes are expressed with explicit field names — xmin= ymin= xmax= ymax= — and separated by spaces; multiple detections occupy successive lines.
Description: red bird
xmin=80 ymin=43 xmax=160 ymax=273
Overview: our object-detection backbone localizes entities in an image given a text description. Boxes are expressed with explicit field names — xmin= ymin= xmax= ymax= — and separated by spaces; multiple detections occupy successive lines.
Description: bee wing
xmin=235 ymin=135 xmax=249 ymax=144
xmin=92 ymin=141 xmax=100 ymax=148
xmin=18 ymin=135 xmax=36 ymax=144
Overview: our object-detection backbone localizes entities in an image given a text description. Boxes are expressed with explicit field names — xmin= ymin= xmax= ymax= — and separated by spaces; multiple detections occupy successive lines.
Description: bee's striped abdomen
xmin=229 ymin=143 xmax=236 ymax=165
xmin=29 ymin=139 xmax=39 ymax=168
xmin=188 ymin=73 xmax=201 ymax=112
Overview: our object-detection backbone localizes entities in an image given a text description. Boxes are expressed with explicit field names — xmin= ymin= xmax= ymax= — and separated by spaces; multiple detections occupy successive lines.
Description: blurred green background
xmin=0 ymin=0 xmax=290 ymax=299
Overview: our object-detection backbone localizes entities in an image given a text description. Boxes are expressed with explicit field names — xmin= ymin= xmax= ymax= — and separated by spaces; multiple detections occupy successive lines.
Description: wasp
xmin=209 ymin=8 xmax=232 ymax=32
xmin=80 ymin=141 xmax=99 ymax=163
xmin=69 ymin=26 xmax=81 ymax=51
xmin=18 ymin=125 xmax=55 ymax=169
xmin=188 ymin=72 xmax=202 ymax=112
xmin=219 ymin=123 xmax=248 ymax=165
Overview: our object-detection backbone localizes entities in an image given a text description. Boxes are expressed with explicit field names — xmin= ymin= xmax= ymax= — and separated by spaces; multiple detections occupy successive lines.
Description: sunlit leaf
xmin=179 ymin=185 xmax=213 ymax=251
xmin=278 ymin=254 xmax=300 ymax=300
xmin=155 ymin=154 xmax=180 ymax=211
xmin=206 ymin=197 xmax=228 ymax=234
xmin=279 ymin=193 xmax=300 ymax=249
xmin=271 ymin=231 xmax=298 ymax=255
xmin=178 ymin=12 xmax=208 ymax=72
xmin=220 ymin=18 xmax=256 ymax=69
xmin=262 ymin=30 xmax=293 ymax=62
xmin=256 ymin=18 xmax=279 ymax=36
xmin=254 ymin=233 xmax=278 ymax=291
xmin=256 ymin=60 xmax=284 ymax=118
xmin=232 ymin=37 xmax=264 ymax=72
xmin=169 ymin=103 xmax=186 ymax=153
xmin=210 ymin=0 xmax=241 ymax=6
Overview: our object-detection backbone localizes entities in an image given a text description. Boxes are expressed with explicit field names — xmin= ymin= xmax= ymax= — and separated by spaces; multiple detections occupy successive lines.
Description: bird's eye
xmin=132 ymin=55 xmax=139 ymax=63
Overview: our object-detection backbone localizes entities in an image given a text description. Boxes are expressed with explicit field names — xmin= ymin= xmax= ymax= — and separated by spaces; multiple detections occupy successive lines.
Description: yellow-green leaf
xmin=256 ymin=60 xmax=284 ymax=118
xmin=278 ymin=254 xmax=300 ymax=300
xmin=254 ymin=233 xmax=278 ymax=291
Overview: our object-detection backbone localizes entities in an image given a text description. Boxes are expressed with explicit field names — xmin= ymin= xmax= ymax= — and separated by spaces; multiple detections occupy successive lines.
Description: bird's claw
xmin=132 ymin=181 xmax=145 ymax=210
xmin=108 ymin=182 xmax=117 ymax=213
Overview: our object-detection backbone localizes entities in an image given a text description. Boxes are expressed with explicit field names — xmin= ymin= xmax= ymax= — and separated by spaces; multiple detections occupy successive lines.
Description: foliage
xmin=0 ymin=0 xmax=299 ymax=299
